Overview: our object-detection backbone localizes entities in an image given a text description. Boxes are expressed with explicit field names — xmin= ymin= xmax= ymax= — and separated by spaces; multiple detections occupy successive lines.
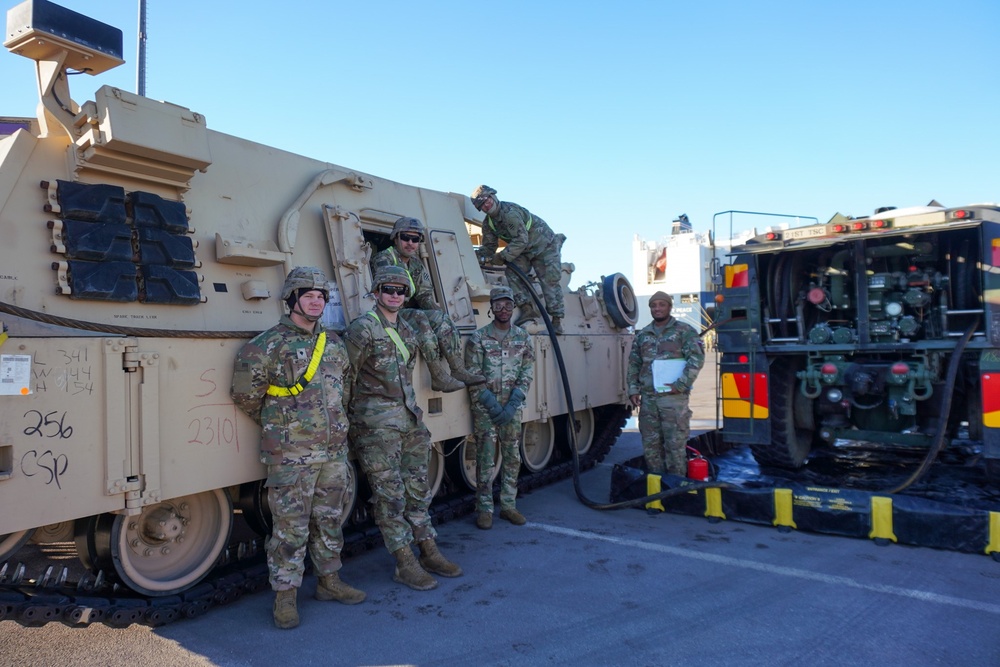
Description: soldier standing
xmin=464 ymin=287 xmax=535 ymax=530
xmin=625 ymin=291 xmax=705 ymax=476
xmin=371 ymin=216 xmax=484 ymax=392
xmin=345 ymin=265 xmax=463 ymax=590
xmin=470 ymin=185 xmax=566 ymax=335
xmin=231 ymin=266 xmax=365 ymax=630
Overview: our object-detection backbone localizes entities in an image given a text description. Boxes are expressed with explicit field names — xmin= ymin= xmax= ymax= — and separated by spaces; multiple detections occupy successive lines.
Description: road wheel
xmin=561 ymin=407 xmax=596 ymax=456
xmin=91 ymin=489 xmax=233 ymax=596
xmin=427 ymin=442 xmax=446 ymax=498
xmin=750 ymin=359 xmax=813 ymax=468
xmin=445 ymin=436 xmax=499 ymax=491
xmin=0 ymin=529 xmax=34 ymax=562
xmin=521 ymin=420 xmax=555 ymax=473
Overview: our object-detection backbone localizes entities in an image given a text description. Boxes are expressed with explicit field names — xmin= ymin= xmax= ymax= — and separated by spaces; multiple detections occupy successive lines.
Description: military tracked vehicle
xmin=714 ymin=202 xmax=1000 ymax=485
xmin=0 ymin=0 xmax=638 ymax=603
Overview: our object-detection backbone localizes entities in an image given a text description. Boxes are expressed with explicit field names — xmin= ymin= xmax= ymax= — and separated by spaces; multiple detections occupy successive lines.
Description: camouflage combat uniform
xmin=479 ymin=201 xmax=565 ymax=318
xmin=371 ymin=246 xmax=463 ymax=363
xmin=626 ymin=316 xmax=705 ymax=475
xmin=464 ymin=322 xmax=535 ymax=514
xmin=231 ymin=315 xmax=352 ymax=591
xmin=345 ymin=308 xmax=437 ymax=553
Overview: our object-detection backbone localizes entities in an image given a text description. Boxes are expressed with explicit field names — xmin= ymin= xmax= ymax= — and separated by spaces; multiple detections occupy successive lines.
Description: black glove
xmin=497 ymin=387 xmax=526 ymax=425
xmin=478 ymin=388 xmax=504 ymax=424
xmin=491 ymin=253 xmax=507 ymax=266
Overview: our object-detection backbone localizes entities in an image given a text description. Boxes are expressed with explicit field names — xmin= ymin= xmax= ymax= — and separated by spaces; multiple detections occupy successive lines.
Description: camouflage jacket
xmin=231 ymin=315 xmax=351 ymax=465
xmin=626 ymin=316 xmax=704 ymax=396
xmin=464 ymin=322 xmax=534 ymax=403
xmin=371 ymin=246 xmax=439 ymax=311
xmin=480 ymin=200 xmax=556 ymax=264
xmin=345 ymin=308 xmax=422 ymax=429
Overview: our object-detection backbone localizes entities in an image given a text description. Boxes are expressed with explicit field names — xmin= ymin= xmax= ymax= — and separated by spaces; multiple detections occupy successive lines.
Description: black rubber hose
xmin=503 ymin=261 xmax=734 ymax=510
xmin=880 ymin=317 xmax=980 ymax=495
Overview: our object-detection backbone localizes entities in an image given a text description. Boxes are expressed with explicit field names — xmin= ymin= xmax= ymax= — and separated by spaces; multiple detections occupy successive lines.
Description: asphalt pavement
xmin=3 ymin=424 xmax=1000 ymax=666
xmin=3 ymin=361 xmax=999 ymax=666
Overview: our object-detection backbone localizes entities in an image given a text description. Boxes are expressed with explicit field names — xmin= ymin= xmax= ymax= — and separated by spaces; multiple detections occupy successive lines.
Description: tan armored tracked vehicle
xmin=0 ymin=0 xmax=637 ymax=596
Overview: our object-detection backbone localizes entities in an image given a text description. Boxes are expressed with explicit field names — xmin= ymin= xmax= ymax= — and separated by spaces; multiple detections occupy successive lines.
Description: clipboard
xmin=652 ymin=359 xmax=686 ymax=393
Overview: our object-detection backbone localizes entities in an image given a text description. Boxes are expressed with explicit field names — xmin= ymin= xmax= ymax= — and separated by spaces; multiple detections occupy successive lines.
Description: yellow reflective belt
xmin=266 ymin=331 xmax=327 ymax=397
xmin=487 ymin=213 xmax=532 ymax=240
xmin=368 ymin=310 xmax=410 ymax=364
xmin=388 ymin=248 xmax=416 ymax=295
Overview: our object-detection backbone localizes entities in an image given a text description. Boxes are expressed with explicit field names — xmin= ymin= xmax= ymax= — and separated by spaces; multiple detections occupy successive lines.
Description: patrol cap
xmin=390 ymin=216 xmax=425 ymax=239
xmin=490 ymin=286 xmax=514 ymax=302
xmin=372 ymin=265 xmax=412 ymax=296
xmin=281 ymin=266 xmax=330 ymax=302
xmin=649 ymin=291 xmax=672 ymax=305
xmin=471 ymin=185 xmax=497 ymax=210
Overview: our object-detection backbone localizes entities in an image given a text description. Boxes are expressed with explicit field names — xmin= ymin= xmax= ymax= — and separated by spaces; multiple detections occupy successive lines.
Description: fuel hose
xmin=504 ymin=261 xmax=734 ymax=510
xmin=880 ymin=317 xmax=980 ymax=494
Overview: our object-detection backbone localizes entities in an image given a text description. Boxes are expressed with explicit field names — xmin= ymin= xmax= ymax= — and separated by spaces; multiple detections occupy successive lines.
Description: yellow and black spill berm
xmin=610 ymin=455 xmax=1000 ymax=561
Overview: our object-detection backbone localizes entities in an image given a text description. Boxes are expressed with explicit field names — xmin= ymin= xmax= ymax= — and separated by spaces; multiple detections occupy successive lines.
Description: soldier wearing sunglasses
xmin=345 ymin=265 xmax=463 ymax=592
xmin=470 ymin=185 xmax=566 ymax=335
xmin=371 ymin=217 xmax=485 ymax=392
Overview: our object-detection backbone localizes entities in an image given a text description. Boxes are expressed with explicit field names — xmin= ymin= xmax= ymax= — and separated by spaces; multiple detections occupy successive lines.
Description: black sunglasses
xmin=380 ymin=285 xmax=407 ymax=296
xmin=398 ymin=233 xmax=423 ymax=243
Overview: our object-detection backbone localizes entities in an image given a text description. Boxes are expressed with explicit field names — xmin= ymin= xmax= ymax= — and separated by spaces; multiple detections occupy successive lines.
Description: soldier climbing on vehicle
xmin=471 ymin=185 xmax=566 ymax=334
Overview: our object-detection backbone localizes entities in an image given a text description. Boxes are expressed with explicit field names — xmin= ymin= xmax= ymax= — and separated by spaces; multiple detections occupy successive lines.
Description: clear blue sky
xmin=4 ymin=0 xmax=998 ymax=287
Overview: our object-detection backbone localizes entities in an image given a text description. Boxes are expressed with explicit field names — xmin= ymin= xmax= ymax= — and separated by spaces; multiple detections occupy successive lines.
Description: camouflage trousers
xmin=400 ymin=307 xmax=462 ymax=362
xmin=637 ymin=392 xmax=692 ymax=476
xmin=264 ymin=459 xmax=351 ymax=591
xmin=471 ymin=407 xmax=522 ymax=513
xmin=351 ymin=422 xmax=437 ymax=553
xmin=506 ymin=239 xmax=564 ymax=318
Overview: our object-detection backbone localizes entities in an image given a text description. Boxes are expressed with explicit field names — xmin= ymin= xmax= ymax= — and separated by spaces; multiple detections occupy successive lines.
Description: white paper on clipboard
xmin=652 ymin=359 xmax=686 ymax=393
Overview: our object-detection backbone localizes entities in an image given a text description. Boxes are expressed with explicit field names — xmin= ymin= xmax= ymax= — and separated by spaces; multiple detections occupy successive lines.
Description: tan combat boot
xmin=444 ymin=351 xmax=486 ymax=387
xmin=392 ymin=546 xmax=438 ymax=591
xmin=427 ymin=359 xmax=465 ymax=393
xmin=476 ymin=511 xmax=493 ymax=530
xmin=273 ymin=588 xmax=299 ymax=629
xmin=316 ymin=572 xmax=366 ymax=605
xmin=500 ymin=508 xmax=527 ymax=525
xmin=418 ymin=539 xmax=463 ymax=578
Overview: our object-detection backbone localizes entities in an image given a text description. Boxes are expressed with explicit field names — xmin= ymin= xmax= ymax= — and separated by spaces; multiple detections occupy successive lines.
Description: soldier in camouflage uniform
xmin=465 ymin=287 xmax=535 ymax=529
xmin=345 ymin=265 xmax=463 ymax=591
xmin=231 ymin=267 xmax=365 ymax=630
xmin=626 ymin=291 xmax=705 ymax=476
xmin=371 ymin=217 xmax=484 ymax=392
xmin=471 ymin=185 xmax=566 ymax=335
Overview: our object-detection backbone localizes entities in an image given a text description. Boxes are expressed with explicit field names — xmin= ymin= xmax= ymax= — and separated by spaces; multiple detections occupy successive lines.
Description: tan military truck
xmin=0 ymin=0 xmax=637 ymax=597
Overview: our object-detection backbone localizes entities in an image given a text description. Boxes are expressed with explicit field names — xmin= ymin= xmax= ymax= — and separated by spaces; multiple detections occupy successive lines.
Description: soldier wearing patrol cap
xmin=471 ymin=185 xmax=566 ymax=335
xmin=464 ymin=286 xmax=535 ymax=529
xmin=231 ymin=266 xmax=364 ymax=630
xmin=626 ymin=291 xmax=705 ymax=477
xmin=371 ymin=216 xmax=485 ymax=392
xmin=345 ymin=265 xmax=463 ymax=591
